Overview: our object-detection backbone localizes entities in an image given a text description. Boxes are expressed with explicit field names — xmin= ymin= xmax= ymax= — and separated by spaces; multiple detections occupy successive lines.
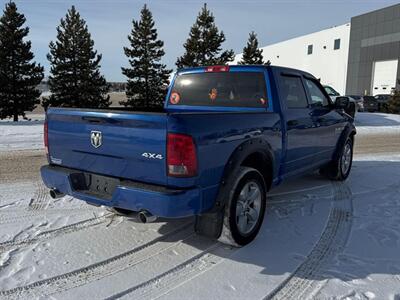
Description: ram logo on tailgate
xmin=91 ymin=131 xmax=102 ymax=148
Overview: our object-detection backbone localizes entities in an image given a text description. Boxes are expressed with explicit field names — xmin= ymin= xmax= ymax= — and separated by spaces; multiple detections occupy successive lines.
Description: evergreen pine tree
xmin=44 ymin=6 xmax=110 ymax=109
xmin=176 ymin=3 xmax=234 ymax=68
xmin=239 ymin=31 xmax=270 ymax=65
xmin=121 ymin=5 xmax=171 ymax=109
xmin=0 ymin=2 xmax=44 ymax=122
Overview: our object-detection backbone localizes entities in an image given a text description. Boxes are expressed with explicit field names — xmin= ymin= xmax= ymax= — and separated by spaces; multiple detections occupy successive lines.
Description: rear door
xmin=47 ymin=108 xmax=168 ymax=185
xmin=278 ymin=74 xmax=318 ymax=176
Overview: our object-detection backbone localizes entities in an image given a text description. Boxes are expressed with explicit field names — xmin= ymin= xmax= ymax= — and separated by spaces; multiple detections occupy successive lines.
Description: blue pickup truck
xmin=41 ymin=65 xmax=355 ymax=246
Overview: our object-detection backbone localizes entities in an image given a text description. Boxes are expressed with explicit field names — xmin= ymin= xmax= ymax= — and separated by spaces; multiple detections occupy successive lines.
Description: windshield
xmin=324 ymin=86 xmax=340 ymax=96
xmin=169 ymin=72 xmax=268 ymax=108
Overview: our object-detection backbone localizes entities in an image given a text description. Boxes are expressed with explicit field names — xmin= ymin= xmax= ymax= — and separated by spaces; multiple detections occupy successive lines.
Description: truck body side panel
xmin=167 ymin=112 xmax=282 ymax=212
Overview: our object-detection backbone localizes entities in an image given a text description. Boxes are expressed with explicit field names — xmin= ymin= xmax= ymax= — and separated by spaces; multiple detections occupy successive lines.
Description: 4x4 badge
xmin=142 ymin=152 xmax=163 ymax=160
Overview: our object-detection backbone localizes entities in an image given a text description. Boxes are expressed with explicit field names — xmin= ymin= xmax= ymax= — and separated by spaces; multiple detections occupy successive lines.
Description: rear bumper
xmin=40 ymin=165 xmax=215 ymax=218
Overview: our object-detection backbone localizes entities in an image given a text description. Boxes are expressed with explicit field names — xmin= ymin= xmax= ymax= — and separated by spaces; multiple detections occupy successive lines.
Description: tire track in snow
xmin=0 ymin=208 xmax=95 ymax=225
xmin=264 ymin=182 xmax=354 ymax=300
xmin=0 ymin=213 xmax=112 ymax=253
xmin=105 ymin=242 xmax=231 ymax=300
xmin=0 ymin=222 xmax=194 ymax=299
xmin=28 ymin=182 xmax=50 ymax=210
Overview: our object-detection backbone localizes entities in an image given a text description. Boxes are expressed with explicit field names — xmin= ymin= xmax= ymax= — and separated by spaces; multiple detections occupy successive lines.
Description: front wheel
xmin=320 ymin=137 xmax=353 ymax=181
xmin=219 ymin=167 xmax=266 ymax=246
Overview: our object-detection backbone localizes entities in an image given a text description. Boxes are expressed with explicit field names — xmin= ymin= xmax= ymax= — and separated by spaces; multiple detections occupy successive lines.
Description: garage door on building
xmin=371 ymin=60 xmax=398 ymax=96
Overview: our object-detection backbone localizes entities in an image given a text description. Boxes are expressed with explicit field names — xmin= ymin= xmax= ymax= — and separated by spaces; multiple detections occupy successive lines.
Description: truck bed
xmin=46 ymin=107 xmax=282 ymax=189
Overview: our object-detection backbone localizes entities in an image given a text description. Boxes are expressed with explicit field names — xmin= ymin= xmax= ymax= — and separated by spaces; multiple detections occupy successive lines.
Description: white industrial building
xmin=233 ymin=23 xmax=351 ymax=95
xmin=234 ymin=3 xmax=400 ymax=96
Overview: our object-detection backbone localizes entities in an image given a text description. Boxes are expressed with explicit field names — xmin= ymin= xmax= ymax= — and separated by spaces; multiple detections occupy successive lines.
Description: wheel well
xmin=349 ymin=131 xmax=356 ymax=142
xmin=241 ymin=152 xmax=273 ymax=190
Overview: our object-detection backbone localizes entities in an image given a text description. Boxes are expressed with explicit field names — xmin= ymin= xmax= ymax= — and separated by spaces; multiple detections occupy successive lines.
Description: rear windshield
xmin=169 ymin=72 xmax=268 ymax=108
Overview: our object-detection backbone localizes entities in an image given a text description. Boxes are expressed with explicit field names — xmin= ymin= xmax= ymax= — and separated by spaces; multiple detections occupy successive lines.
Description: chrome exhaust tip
xmin=138 ymin=210 xmax=157 ymax=223
xmin=49 ymin=188 xmax=65 ymax=199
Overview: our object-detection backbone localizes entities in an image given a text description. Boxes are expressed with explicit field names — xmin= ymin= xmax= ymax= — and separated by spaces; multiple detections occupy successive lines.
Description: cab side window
xmin=305 ymin=79 xmax=330 ymax=108
xmin=281 ymin=75 xmax=308 ymax=109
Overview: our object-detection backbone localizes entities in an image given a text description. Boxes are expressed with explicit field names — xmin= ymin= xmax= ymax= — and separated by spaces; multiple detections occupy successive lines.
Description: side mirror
xmin=335 ymin=96 xmax=350 ymax=109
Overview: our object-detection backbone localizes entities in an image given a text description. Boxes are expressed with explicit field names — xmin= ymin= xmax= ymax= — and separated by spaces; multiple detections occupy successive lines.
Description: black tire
xmin=320 ymin=137 xmax=353 ymax=181
xmin=218 ymin=167 xmax=266 ymax=246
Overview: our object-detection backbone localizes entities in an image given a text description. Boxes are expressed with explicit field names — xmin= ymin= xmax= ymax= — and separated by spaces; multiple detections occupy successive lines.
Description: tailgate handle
xmin=82 ymin=116 xmax=119 ymax=124
xmin=82 ymin=116 xmax=102 ymax=123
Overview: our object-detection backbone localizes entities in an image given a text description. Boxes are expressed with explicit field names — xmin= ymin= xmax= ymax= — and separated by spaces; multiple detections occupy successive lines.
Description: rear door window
xmin=170 ymin=72 xmax=268 ymax=107
xmin=280 ymin=75 xmax=308 ymax=108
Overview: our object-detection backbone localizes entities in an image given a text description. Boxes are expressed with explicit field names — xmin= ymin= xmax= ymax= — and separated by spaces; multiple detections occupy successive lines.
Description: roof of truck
xmin=176 ymin=65 xmax=316 ymax=80
xmin=176 ymin=65 xmax=267 ymax=74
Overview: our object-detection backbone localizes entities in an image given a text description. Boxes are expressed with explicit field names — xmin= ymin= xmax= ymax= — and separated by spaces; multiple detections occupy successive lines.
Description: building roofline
xmin=352 ymin=3 xmax=400 ymax=19
xmin=246 ymin=23 xmax=350 ymax=53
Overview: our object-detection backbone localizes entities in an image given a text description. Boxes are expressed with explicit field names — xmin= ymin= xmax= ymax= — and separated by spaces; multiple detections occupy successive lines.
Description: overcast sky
xmin=1 ymin=0 xmax=399 ymax=81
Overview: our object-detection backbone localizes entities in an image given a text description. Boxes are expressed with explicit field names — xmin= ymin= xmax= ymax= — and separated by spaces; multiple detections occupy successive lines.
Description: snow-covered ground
xmin=0 ymin=155 xmax=398 ymax=299
xmin=0 ymin=112 xmax=399 ymax=299
xmin=355 ymin=112 xmax=400 ymax=135
xmin=0 ymin=114 xmax=44 ymax=152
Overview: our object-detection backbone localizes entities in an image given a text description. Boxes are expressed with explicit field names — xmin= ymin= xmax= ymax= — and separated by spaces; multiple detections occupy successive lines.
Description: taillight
xmin=44 ymin=120 xmax=49 ymax=155
xmin=205 ymin=65 xmax=230 ymax=72
xmin=167 ymin=133 xmax=197 ymax=177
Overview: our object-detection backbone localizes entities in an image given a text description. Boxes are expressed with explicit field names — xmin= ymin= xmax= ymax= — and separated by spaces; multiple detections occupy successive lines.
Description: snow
xmin=0 ymin=112 xmax=399 ymax=299
xmin=1 ymin=155 xmax=399 ymax=299
xmin=355 ymin=112 xmax=400 ymax=127
xmin=0 ymin=114 xmax=44 ymax=152
xmin=355 ymin=112 xmax=400 ymax=135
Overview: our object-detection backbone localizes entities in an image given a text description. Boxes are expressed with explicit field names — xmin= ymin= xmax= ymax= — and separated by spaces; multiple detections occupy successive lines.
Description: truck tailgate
xmin=46 ymin=108 xmax=168 ymax=185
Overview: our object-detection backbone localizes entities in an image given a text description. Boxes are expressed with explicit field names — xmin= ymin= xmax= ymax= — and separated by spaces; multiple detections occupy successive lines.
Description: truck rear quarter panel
xmin=167 ymin=112 xmax=282 ymax=206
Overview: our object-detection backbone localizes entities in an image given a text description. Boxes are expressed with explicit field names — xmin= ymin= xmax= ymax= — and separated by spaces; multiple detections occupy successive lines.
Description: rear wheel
xmin=219 ymin=167 xmax=266 ymax=246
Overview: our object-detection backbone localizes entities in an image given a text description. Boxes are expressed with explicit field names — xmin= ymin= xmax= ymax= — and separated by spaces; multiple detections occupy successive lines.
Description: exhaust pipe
xmin=138 ymin=210 xmax=157 ymax=223
xmin=49 ymin=188 xmax=65 ymax=199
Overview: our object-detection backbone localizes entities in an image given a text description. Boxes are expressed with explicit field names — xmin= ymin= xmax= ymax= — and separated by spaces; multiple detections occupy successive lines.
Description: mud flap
xmin=194 ymin=210 xmax=224 ymax=239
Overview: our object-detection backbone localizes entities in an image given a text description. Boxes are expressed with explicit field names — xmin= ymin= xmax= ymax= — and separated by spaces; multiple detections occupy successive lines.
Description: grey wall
xmin=346 ymin=4 xmax=400 ymax=95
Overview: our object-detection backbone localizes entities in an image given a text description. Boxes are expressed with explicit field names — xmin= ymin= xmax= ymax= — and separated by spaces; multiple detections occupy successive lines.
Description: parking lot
xmin=0 ymin=112 xmax=398 ymax=298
